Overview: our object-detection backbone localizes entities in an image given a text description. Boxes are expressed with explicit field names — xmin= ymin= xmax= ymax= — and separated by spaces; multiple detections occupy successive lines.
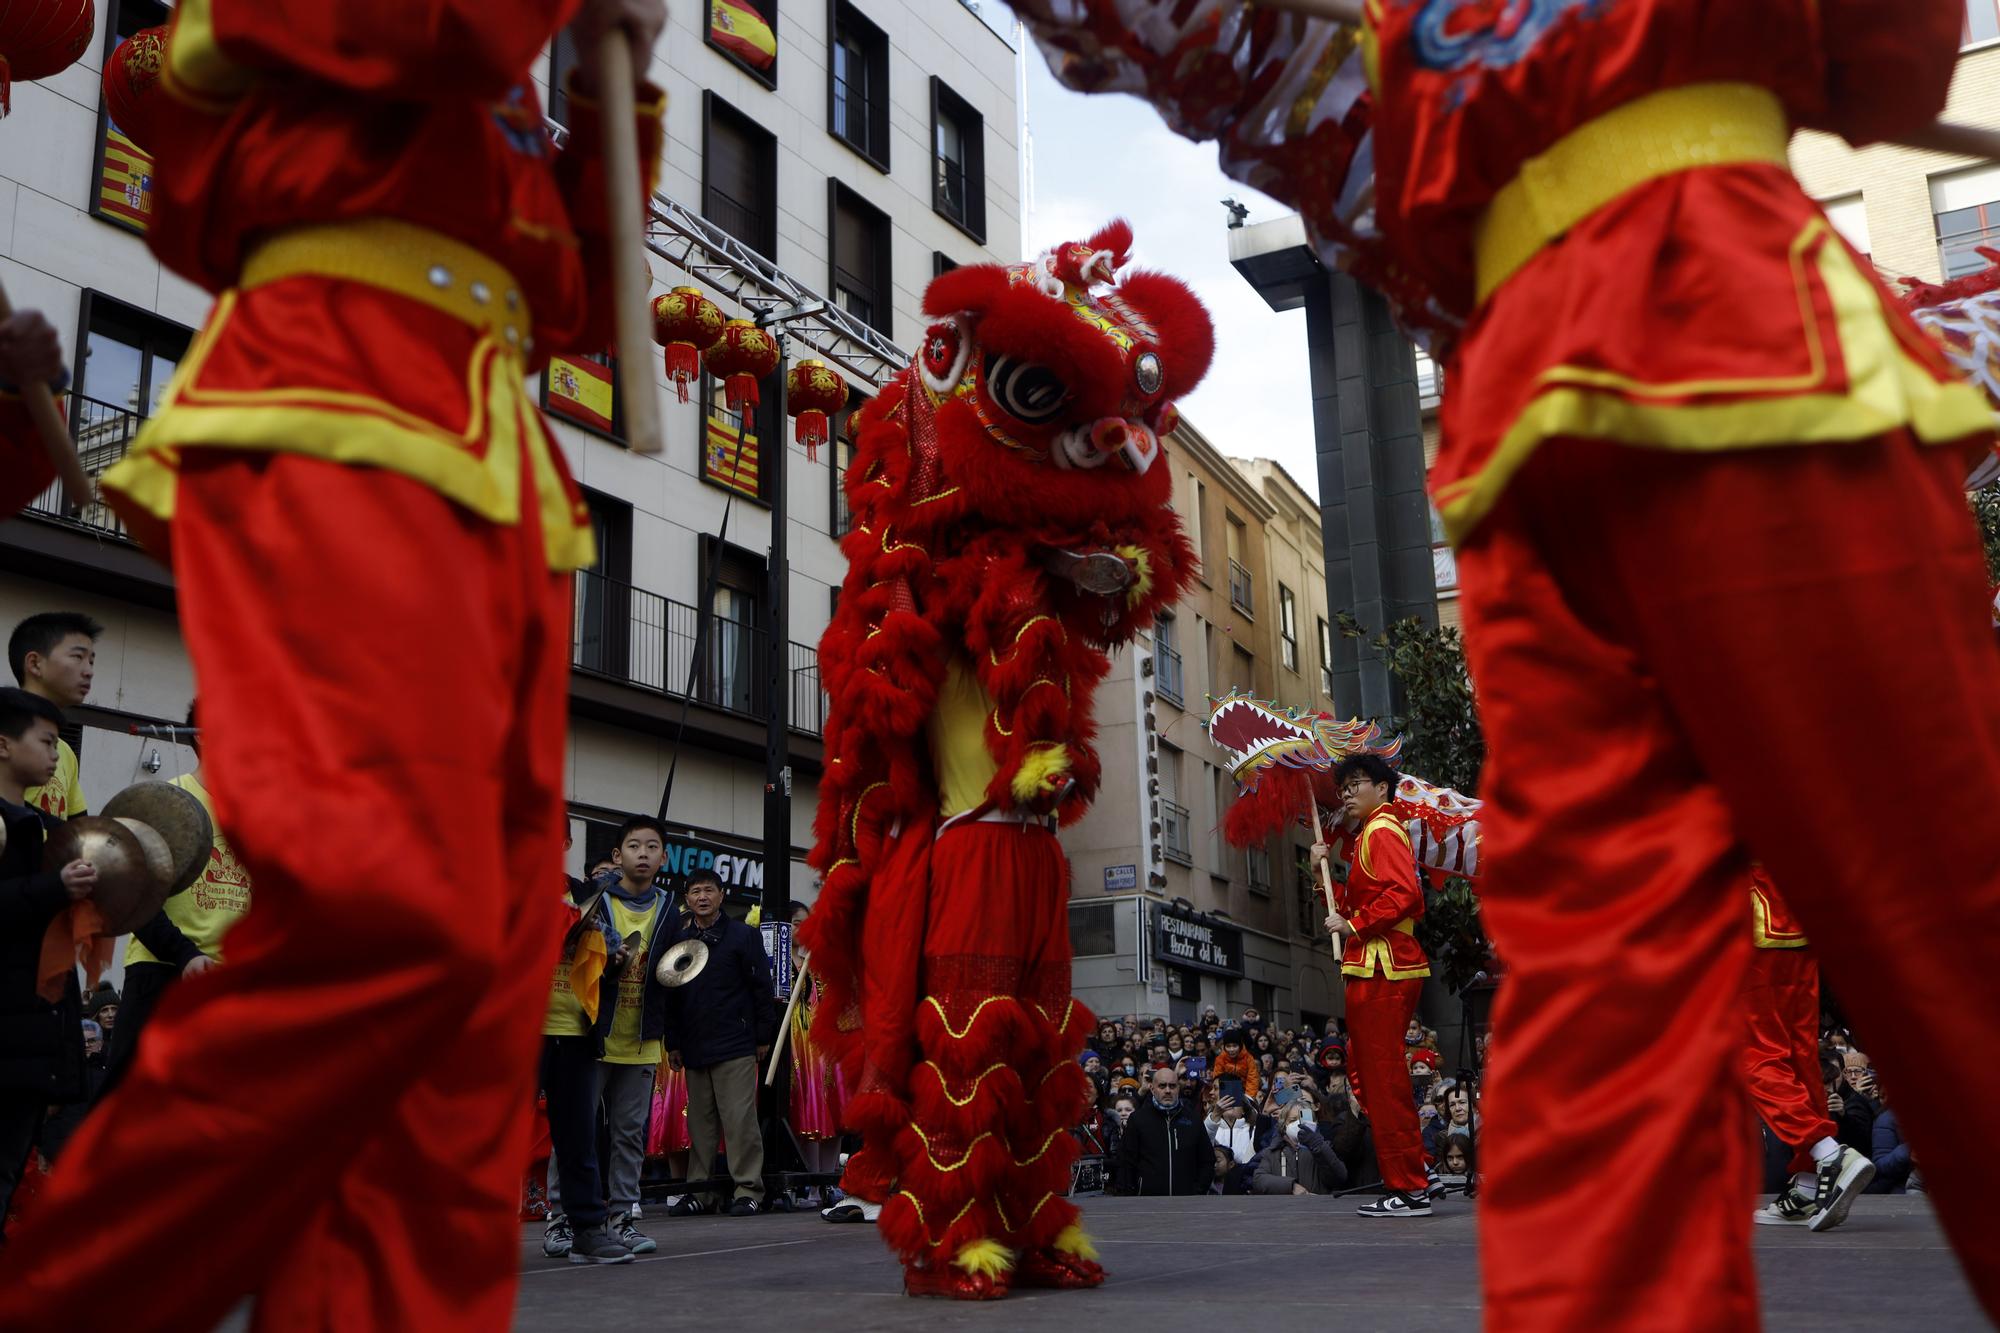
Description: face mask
xmin=1284 ymin=1121 xmax=1302 ymax=1144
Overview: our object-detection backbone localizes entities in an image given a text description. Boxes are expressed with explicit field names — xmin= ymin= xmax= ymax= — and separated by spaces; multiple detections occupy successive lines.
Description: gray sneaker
xmin=615 ymin=1212 xmax=658 ymax=1254
xmin=541 ymin=1213 xmax=573 ymax=1258
xmin=1810 ymin=1146 xmax=1876 ymax=1232
xmin=567 ymin=1223 xmax=636 ymax=1265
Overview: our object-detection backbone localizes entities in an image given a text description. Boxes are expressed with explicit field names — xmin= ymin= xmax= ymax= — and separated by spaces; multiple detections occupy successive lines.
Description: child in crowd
xmin=0 ymin=688 xmax=95 ymax=1239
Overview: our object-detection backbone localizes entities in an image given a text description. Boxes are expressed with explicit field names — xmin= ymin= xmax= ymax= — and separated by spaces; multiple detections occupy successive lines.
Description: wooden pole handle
xmin=764 ymin=961 xmax=810 ymax=1087
xmin=0 ymin=281 xmax=93 ymax=509
xmin=1902 ymin=120 xmax=2000 ymax=162
xmin=595 ymin=27 xmax=665 ymax=455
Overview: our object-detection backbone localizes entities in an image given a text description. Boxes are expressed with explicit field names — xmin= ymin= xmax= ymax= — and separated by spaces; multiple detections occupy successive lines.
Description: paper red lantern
xmin=103 ymin=25 xmax=168 ymax=152
xmin=650 ymin=286 xmax=727 ymax=404
xmin=705 ymin=319 xmax=779 ymax=414
xmin=0 ymin=0 xmax=95 ymax=115
xmin=785 ymin=359 xmax=847 ymax=462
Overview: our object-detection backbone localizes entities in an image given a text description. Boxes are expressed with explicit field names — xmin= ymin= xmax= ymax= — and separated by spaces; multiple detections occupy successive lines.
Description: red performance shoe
xmin=902 ymin=1263 xmax=1010 ymax=1301
xmin=1012 ymin=1247 xmax=1106 ymax=1289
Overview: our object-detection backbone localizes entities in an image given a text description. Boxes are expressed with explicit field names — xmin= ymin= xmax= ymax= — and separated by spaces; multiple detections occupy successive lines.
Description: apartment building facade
xmin=0 ymin=1 xmax=1024 ymax=935
xmin=1066 ymin=424 xmax=1352 ymax=1030
xmin=1789 ymin=20 xmax=2000 ymax=288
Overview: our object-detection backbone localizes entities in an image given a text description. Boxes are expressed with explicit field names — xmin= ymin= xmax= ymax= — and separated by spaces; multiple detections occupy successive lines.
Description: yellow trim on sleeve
xmin=1435 ymin=224 xmax=1995 ymax=545
xmin=161 ymin=0 xmax=255 ymax=109
xmin=1751 ymin=889 xmax=1810 ymax=950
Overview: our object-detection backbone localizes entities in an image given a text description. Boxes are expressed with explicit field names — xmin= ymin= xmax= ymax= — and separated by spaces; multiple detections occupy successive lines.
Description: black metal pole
xmin=762 ymin=335 xmax=793 ymax=930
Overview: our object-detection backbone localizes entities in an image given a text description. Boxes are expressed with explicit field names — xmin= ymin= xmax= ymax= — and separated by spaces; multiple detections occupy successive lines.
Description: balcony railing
xmin=1161 ymin=799 xmax=1193 ymax=866
xmin=1228 ymin=559 xmax=1254 ymax=614
xmin=572 ymin=569 xmax=826 ymax=737
xmin=704 ymin=186 xmax=768 ymax=255
xmin=22 ymin=394 xmax=144 ymax=539
xmin=1156 ymin=641 xmax=1184 ymax=708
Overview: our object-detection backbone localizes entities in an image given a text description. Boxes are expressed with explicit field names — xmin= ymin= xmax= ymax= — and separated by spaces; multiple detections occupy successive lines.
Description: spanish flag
xmin=705 ymin=409 xmax=761 ymax=499
xmin=709 ymin=0 xmax=776 ymax=72
xmin=547 ymin=353 xmax=615 ymax=434
xmin=99 ymin=124 xmax=154 ymax=233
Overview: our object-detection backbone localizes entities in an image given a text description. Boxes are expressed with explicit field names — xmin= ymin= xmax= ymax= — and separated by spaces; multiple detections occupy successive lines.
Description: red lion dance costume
xmin=799 ymin=222 xmax=1206 ymax=1300
xmin=1019 ymin=2 xmax=2000 ymax=1329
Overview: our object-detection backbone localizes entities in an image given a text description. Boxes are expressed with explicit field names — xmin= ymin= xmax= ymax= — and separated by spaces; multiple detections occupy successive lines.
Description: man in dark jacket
xmin=0 ymin=689 xmax=95 ymax=1238
xmin=654 ymin=869 xmax=776 ymax=1215
xmin=1114 ymin=1066 xmax=1212 ymax=1196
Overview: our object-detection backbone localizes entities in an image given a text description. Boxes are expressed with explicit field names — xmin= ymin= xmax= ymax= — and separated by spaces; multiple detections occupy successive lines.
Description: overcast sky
xmin=1003 ymin=12 xmax=1322 ymax=499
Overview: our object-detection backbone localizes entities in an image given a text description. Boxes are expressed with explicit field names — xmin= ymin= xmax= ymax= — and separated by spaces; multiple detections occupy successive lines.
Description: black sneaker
xmin=566 ymin=1224 xmax=636 ymax=1265
xmin=541 ymin=1213 xmax=573 ymax=1259
xmin=664 ymin=1195 xmax=710 ymax=1218
xmin=1755 ymin=1180 xmax=1818 ymax=1227
xmin=615 ymin=1213 xmax=658 ymax=1254
xmin=1810 ymin=1146 xmax=1876 ymax=1233
xmin=1356 ymin=1190 xmax=1434 ymax=1219
xmin=727 ymin=1196 xmax=762 ymax=1216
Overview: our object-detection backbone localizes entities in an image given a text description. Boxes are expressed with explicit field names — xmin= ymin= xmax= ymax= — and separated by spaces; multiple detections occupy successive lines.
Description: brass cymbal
xmin=102 ymin=781 xmax=213 ymax=896
xmin=114 ymin=817 xmax=174 ymax=893
xmin=42 ymin=815 xmax=173 ymax=935
xmin=654 ymin=937 xmax=710 ymax=988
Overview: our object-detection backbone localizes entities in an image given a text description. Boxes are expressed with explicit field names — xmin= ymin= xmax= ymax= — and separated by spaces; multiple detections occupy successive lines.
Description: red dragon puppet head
xmin=891 ymin=218 xmax=1214 ymax=529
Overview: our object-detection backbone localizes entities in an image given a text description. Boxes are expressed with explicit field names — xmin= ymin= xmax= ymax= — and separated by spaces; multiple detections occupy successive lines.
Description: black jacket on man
xmin=1113 ymin=1096 xmax=1213 ymax=1196
xmin=0 ymin=802 xmax=84 ymax=1103
xmin=648 ymin=910 xmax=776 ymax=1071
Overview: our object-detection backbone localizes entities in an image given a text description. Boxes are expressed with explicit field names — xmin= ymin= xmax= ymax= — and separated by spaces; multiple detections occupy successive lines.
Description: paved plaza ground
xmin=507 ymin=1194 xmax=1988 ymax=1330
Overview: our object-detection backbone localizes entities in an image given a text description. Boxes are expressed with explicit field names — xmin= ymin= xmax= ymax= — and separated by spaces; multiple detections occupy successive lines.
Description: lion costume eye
xmin=983 ymin=353 xmax=1071 ymax=424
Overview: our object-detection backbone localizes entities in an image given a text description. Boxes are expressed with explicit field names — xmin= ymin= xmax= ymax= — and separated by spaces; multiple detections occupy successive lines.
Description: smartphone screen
xmin=1218 ymin=1076 xmax=1245 ymax=1104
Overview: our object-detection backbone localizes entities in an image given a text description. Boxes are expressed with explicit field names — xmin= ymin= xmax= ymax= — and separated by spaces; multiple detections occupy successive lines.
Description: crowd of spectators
xmin=1077 ymin=1006 xmax=1485 ymax=1201
xmin=1760 ymin=1027 xmax=1922 ymax=1196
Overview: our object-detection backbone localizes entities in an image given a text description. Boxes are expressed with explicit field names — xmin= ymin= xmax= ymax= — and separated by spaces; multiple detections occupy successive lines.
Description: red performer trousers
xmin=1741 ymin=949 xmax=1836 ymax=1176
xmin=0 ymin=452 xmax=572 ymax=1332
xmin=1458 ymin=431 xmax=2000 ymax=1331
xmin=1345 ymin=974 xmax=1428 ymax=1194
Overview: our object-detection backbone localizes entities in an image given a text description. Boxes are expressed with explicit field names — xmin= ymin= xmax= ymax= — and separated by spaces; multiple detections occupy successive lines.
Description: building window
xmin=830 ymin=182 xmax=893 ymax=336
xmin=933 ymin=251 xmax=960 ymax=278
xmin=1226 ymin=514 xmax=1253 ymax=615
xmin=574 ymin=490 xmax=633 ymax=679
xmin=90 ymin=0 xmax=171 ymax=235
xmin=1246 ymin=845 xmax=1272 ymax=897
xmin=1278 ymin=585 xmax=1299 ymax=672
xmin=1230 ymin=644 xmax=1255 ymax=696
xmin=1296 ymin=847 xmax=1324 ymax=938
xmin=1193 ymin=478 xmax=1210 ymax=573
xmin=704 ymin=93 xmax=778 ymax=257
xmin=1968 ymin=0 xmax=2000 ymax=45
xmin=1820 ymin=193 xmax=1872 ymax=262
xmin=48 ymin=291 xmax=191 ymax=531
xmin=1069 ymin=901 xmax=1117 ymax=956
xmin=830 ymin=385 xmax=866 ymax=537
xmin=1154 ymin=612 xmax=1185 ymax=708
xmin=1429 ymin=504 xmax=1460 ymax=595
xmin=707 ymin=0 xmax=778 ymax=86
xmin=930 ymin=77 xmax=986 ymax=243
xmin=544 ymin=349 xmax=625 ymax=443
xmin=547 ymin=29 xmax=581 ymax=129
xmin=1317 ymin=616 xmax=1335 ymax=700
xmin=829 ymin=1 xmax=889 ymax=170
xmin=700 ymin=370 xmax=779 ymax=502
xmin=699 ymin=537 xmax=769 ymax=716
xmin=1932 ymin=162 xmax=2000 ymax=279
xmin=1160 ymin=745 xmax=1191 ymax=867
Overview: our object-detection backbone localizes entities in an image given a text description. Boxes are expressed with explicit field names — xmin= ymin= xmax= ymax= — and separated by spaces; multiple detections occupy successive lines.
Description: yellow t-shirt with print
xmin=543 ymin=893 xmax=594 ymax=1039
xmin=126 ymin=773 xmax=252 ymax=966
xmin=24 ymin=738 xmax=86 ymax=819
xmin=601 ymin=893 xmax=665 ymax=1065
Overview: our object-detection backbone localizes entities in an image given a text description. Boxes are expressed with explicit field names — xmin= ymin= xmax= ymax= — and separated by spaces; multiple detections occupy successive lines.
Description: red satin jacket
xmin=1337 ymin=806 xmax=1430 ymax=981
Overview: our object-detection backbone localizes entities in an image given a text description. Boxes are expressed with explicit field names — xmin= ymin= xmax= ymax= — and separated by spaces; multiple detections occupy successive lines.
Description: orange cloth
xmin=1459 ymin=431 xmax=2000 ymax=1329
xmin=0 ymin=449 xmax=572 ymax=1331
xmin=1335 ymin=807 xmax=1429 ymax=980
xmin=1209 ymin=1047 xmax=1261 ymax=1105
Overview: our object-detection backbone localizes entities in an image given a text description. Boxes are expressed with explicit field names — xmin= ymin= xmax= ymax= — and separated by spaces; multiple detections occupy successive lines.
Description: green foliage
xmin=1975 ymin=484 xmax=2000 ymax=586
xmin=1338 ymin=610 xmax=1491 ymax=992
